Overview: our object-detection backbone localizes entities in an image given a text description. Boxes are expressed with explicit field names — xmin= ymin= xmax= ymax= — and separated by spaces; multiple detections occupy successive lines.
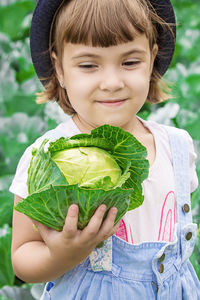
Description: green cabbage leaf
xmin=14 ymin=125 xmax=149 ymax=230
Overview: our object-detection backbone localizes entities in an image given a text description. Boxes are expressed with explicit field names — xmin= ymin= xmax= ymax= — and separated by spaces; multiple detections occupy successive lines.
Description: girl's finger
xmin=63 ymin=204 xmax=79 ymax=238
xmin=97 ymin=207 xmax=118 ymax=241
xmin=113 ymin=221 xmax=120 ymax=232
xmin=80 ymin=204 xmax=107 ymax=242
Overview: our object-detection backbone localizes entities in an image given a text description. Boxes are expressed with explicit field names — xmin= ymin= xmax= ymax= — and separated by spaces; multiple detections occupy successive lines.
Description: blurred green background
xmin=0 ymin=0 xmax=199 ymax=299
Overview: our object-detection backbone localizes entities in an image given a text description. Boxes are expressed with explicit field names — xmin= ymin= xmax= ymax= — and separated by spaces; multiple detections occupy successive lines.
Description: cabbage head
xmin=15 ymin=125 xmax=149 ymax=230
xmin=52 ymin=147 xmax=122 ymax=188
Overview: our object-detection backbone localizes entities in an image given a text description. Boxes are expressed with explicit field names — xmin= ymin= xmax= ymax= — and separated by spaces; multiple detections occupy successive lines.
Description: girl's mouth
xmin=96 ymin=99 xmax=127 ymax=107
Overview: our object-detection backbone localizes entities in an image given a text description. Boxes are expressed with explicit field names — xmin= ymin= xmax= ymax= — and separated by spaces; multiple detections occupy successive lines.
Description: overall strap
xmin=162 ymin=125 xmax=192 ymax=230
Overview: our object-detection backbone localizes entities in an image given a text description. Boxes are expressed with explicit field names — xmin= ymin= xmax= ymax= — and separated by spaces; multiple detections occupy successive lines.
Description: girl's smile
xmin=54 ymin=34 xmax=158 ymax=133
xmin=95 ymin=99 xmax=128 ymax=107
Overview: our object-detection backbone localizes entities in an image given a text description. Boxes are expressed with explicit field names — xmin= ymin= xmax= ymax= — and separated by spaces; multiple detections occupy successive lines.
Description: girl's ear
xmin=51 ymin=51 xmax=64 ymax=85
xmin=150 ymin=43 xmax=158 ymax=74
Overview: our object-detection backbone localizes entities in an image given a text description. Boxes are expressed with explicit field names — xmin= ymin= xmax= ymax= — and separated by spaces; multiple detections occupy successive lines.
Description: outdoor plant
xmin=15 ymin=125 xmax=149 ymax=231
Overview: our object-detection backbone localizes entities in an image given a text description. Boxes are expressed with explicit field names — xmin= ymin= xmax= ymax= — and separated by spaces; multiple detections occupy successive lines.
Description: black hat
xmin=30 ymin=0 xmax=176 ymax=86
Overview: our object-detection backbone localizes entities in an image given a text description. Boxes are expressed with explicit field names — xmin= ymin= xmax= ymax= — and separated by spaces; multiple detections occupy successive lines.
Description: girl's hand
xmin=32 ymin=204 xmax=119 ymax=271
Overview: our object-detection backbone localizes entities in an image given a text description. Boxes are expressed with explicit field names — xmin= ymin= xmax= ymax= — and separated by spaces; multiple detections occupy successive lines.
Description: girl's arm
xmin=12 ymin=195 xmax=118 ymax=283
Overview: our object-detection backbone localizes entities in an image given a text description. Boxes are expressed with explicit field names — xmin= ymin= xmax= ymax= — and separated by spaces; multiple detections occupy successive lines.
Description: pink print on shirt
xmin=115 ymin=190 xmax=177 ymax=244
xmin=158 ymin=191 xmax=176 ymax=242
xmin=115 ymin=219 xmax=129 ymax=242
xmin=129 ymin=224 xmax=134 ymax=244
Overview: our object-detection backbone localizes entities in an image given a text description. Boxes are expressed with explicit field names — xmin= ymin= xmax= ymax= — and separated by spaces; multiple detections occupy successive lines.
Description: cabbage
xmin=15 ymin=125 xmax=149 ymax=230
xmin=52 ymin=147 xmax=122 ymax=188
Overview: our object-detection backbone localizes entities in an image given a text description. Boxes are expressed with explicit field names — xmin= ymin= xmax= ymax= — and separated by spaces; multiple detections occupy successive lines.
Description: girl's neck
xmin=72 ymin=113 xmax=147 ymax=137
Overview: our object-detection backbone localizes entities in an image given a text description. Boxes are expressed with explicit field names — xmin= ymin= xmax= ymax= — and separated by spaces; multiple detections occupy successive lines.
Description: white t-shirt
xmin=9 ymin=117 xmax=198 ymax=244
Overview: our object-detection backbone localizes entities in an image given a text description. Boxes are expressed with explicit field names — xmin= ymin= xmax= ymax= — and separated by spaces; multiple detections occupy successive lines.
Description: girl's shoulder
xmin=33 ymin=116 xmax=81 ymax=147
xmin=17 ymin=117 xmax=80 ymax=168
xmin=141 ymin=118 xmax=194 ymax=146
xmin=23 ymin=116 xmax=80 ymax=154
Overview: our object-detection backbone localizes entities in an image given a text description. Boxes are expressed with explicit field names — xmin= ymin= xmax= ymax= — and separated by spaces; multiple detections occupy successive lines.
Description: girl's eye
xmin=122 ymin=60 xmax=140 ymax=67
xmin=78 ymin=63 xmax=98 ymax=69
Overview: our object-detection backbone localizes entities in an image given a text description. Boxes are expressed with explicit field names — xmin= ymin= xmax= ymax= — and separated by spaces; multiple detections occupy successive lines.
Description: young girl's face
xmin=55 ymin=34 xmax=157 ymax=132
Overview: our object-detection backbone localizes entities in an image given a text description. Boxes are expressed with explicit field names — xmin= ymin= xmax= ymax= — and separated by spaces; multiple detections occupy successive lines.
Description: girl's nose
xmin=99 ymin=68 xmax=125 ymax=92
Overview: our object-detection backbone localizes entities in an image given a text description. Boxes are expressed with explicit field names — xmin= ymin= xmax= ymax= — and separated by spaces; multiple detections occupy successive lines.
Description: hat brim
xmin=30 ymin=0 xmax=176 ymax=86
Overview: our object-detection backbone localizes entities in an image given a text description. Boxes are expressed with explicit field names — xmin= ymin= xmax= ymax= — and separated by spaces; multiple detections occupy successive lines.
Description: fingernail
xmin=112 ymin=207 xmax=118 ymax=216
xmin=100 ymin=204 xmax=106 ymax=212
xmin=70 ymin=204 xmax=78 ymax=212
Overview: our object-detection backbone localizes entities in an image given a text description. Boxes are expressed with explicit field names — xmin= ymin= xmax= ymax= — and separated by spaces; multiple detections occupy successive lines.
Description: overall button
xmin=159 ymin=264 xmax=164 ymax=273
xmin=46 ymin=282 xmax=54 ymax=292
xmin=159 ymin=253 xmax=165 ymax=262
xmin=185 ymin=232 xmax=192 ymax=241
xmin=182 ymin=204 xmax=190 ymax=213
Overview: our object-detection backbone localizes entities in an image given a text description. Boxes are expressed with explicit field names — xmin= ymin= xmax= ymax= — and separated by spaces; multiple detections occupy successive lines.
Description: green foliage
xmin=167 ymin=0 xmax=200 ymax=141
xmin=0 ymin=191 xmax=13 ymax=227
xmin=0 ymin=225 xmax=14 ymax=288
xmin=0 ymin=296 xmax=12 ymax=300
xmin=0 ymin=284 xmax=36 ymax=300
xmin=0 ymin=0 xmax=199 ymax=296
xmin=0 ymin=0 xmax=35 ymax=41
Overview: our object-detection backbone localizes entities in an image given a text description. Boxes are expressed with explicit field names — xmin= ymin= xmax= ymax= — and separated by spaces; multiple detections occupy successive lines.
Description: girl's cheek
xmin=129 ymin=75 xmax=149 ymax=92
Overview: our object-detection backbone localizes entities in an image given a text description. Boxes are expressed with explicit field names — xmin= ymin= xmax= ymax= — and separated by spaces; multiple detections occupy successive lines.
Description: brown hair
xmin=36 ymin=0 xmax=174 ymax=115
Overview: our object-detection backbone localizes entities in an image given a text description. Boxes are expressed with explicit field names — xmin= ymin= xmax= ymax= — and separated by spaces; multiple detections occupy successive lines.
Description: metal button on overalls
xmin=159 ymin=253 xmax=165 ymax=262
xmin=159 ymin=263 xmax=164 ymax=273
xmin=182 ymin=203 xmax=190 ymax=213
xmin=185 ymin=232 xmax=192 ymax=241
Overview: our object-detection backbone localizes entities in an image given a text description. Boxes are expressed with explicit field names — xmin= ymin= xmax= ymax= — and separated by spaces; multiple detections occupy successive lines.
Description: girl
xmin=10 ymin=0 xmax=200 ymax=299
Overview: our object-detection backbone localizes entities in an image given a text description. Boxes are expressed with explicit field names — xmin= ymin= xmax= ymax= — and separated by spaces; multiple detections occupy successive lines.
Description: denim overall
xmin=41 ymin=125 xmax=200 ymax=300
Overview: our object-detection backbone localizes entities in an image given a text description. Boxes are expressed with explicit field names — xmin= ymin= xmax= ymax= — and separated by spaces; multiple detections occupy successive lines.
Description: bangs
xmin=52 ymin=0 xmax=156 ymax=51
